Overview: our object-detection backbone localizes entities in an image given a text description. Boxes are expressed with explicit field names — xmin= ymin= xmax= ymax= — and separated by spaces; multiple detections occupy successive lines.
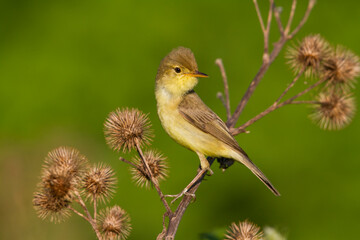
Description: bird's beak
xmin=185 ymin=71 xmax=209 ymax=78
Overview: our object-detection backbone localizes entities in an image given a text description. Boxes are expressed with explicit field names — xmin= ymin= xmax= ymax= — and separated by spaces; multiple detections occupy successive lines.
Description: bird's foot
xmin=165 ymin=188 xmax=196 ymax=204
xmin=206 ymin=168 xmax=214 ymax=176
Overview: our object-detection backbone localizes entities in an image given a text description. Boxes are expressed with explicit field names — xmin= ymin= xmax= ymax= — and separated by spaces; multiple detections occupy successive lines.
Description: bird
xmin=155 ymin=47 xmax=280 ymax=200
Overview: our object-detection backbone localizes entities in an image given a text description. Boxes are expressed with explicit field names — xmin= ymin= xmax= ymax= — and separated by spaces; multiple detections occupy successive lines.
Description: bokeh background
xmin=1 ymin=0 xmax=359 ymax=239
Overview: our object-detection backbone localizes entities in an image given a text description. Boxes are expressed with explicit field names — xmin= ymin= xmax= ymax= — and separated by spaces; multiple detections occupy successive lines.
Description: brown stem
xmin=93 ymin=194 xmax=97 ymax=223
xmin=281 ymin=77 xmax=326 ymax=105
xmin=215 ymin=59 xmax=231 ymax=120
xmin=216 ymin=92 xmax=227 ymax=109
xmin=74 ymin=191 xmax=102 ymax=240
xmin=157 ymin=212 xmax=170 ymax=240
xmin=68 ymin=206 xmax=89 ymax=222
xmin=227 ymin=0 xmax=315 ymax=128
xmin=288 ymin=0 xmax=316 ymax=39
xmin=290 ymin=100 xmax=321 ymax=105
xmin=253 ymin=0 xmax=266 ymax=33
xmin=264 ymin=0 xmax=274 ymax=58
xmin=119 ymin=157 xmax=147 ymax=177
xmin=227 ymin=57 xmax=271 ymax=127
xmin=273 ymin=4 xmax=285 ymax=35
xmin=274 ymin=68 xmax=304 ymax=104
xmin=231 ymin=77 xmax=326 ymax=135
xmin=135 ymin=142 xmax=172 ymax=214
xmin=285 ymin=0 xmax=297 ymax=34
xmin=164 ymin=159 xmax=214 ymax=239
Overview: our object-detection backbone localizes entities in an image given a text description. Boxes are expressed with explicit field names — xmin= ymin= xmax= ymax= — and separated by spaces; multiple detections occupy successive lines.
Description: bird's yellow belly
xmin=157 ymin=105 xmax=230 ymax=158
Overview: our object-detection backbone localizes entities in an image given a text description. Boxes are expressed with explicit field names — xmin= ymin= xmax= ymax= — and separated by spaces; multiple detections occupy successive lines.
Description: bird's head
xmin=156 ymin=47 xmax=208 ymax=97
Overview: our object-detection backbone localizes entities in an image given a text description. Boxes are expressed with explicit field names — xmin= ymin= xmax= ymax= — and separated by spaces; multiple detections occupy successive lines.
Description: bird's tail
xmin=233 ymin=150 xmax=280 ymax=196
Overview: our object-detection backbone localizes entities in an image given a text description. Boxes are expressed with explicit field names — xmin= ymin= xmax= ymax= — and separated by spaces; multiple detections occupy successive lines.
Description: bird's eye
xmin=174 ymin=67 xmax=181 ymax=73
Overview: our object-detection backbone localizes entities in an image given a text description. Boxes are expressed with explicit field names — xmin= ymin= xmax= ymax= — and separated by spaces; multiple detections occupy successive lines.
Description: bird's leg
xmin=198 ymin=153 xmax=214 ymax=176
xmin=165 ymin=153 xmax=212 ymax=204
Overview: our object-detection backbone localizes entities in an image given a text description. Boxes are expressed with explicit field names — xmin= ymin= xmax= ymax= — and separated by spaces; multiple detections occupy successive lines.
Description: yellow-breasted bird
xmin=155 ymin=47 xmax=280 ymax=197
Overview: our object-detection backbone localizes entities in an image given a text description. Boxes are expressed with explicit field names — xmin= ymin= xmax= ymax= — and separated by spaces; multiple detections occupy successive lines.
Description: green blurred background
xmin=1 ymin=0 xmax=359 ymax=239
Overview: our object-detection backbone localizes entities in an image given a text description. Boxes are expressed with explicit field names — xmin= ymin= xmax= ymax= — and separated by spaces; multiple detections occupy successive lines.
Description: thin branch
xmin=264 ymin=0 xmax=274 ymax=58
xmin=119 ymin=157 xmax=147 ymax=177
xmin=290 ymin=100 xmax=321 ymax=105
xmin=74 ymin=191 xmax=102 ymax=240
xmin=68 ymin=206 xmax=89 ymax=222
xmin=135 ymin=141 xmax=172 ymax=214
xmin=273 ymin=5 xmax=285 ymax=35
xmin=252 ymin=0 xmax=266 ymax=33
xmin=288 ymin=0 xmax=316 ymax=39
xmin=231 ymin=77 xmax=326 ymax=135
xmin=285 ymin=0 xmax=297 ymax=34
xmin=227 ymin=0 xmax=315 ymax=127
xmin=164 ymin=159 xmax=215 ymax=239
xmin=281 ymin=77 xmax=326 ymax=105
xmin=215 ymin=59 xmax=231 ymax=120
xmin=217 ymin=92 xmax=227 ymax=108
xmin=274 ymin=68 xmax=304 ymax=104
xmin=93 ymin=194 xmax=97 ymax=223
xmin=227 ymin=60 xmax=272 ymax=127
xmin=157 ymin=212 xmax=169 ymax=240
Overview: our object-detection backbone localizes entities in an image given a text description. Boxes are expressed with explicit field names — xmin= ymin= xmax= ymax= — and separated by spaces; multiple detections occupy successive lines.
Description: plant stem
xmin=135 ymin=141 xmax=172 ymax=214
xmin=74 ymin=191 xmax=102 ymax=240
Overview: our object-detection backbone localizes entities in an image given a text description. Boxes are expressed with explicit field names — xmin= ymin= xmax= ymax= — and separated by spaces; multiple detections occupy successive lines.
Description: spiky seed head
xmin=33 ymin=146 xmax=88 ymax=222
xmin=131 ymin=150 xmax=168 ymax=188
xmin=323 ymin=46 xmax=360 ymax=89
xmin=44 ymin=146 xmax=88 ymax=178
xmin=98 ymin=205 xmax=131 ymax=240
xmin=33 ymin=191 xmax=71 ymax=223
xmin=287 ymin=34 xmax=330 ymax=76
xmin=225 ymin=220 xmax=263 ymax=240
xmin=41 ymin=167 xmax=78 ymax=200
xmin=41 ymin=146 xmax=88 ymax=199
xmin=82 ymin=163 xmax=117 ymax=203
xmin=104 ymin=108 xmax=153 ymax=152
xmin=310 ymin=91 xmax=356 ymax=130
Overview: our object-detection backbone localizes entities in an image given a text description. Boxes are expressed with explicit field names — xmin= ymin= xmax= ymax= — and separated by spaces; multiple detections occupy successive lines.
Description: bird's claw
xmin=165 ymin=189 xmax=196 ymax=204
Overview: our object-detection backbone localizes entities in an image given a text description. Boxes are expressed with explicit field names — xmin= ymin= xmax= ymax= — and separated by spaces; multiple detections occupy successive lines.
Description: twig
xmin=290 ymin=100 xmax=321 ymax=105
xmin=281 ymin=77 xmax=326 ymax=105
xmin=93 ymin=194 xmax=97 ymax=223
xmin=135 ymin=141 xmax=172 ymax=214
xmin=252 ymin=0 xmax=266 ymax=33
xmin=68 ymin=206 xmax=89 ymax=222
xmin=264 ymin=0 xmax=274 ymax=59
xmin=74 ymin=191 xmax=102 ymax=240
xmin=215 ymin=59 xmax=231 ymax=120
xmin=217 ymin=92 xmax=227 ymax=109
xmin=253 ymin=0 xmax=274 ymax=62
xmin=274 ymin=68 xmax=304 ymax=104
xmin=157 ymin=212 xmax=169 ymax=240
xmin=227 ymin=0 xmax=315 ymax=127
xmin=119 ymin=157 xmax=147 ymax=176
xmin=285 ymin=0 xmax=297 ymax=35
xmin=164 ymin=159 xmax=215 ymax=239
xmin=273 ymin=5 xmax=284 ymax=35
xmin=230 ymin=77 xmax=326 ymax=135
xmin=288 ymin=0 xmax=316 ymax=39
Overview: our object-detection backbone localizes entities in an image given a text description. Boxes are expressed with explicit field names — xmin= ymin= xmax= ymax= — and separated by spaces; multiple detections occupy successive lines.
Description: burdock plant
xmin=33 ymin=147 xmax=130 ymax=240
xmin=33 ymin=1 xmax=359 ymax=239
xmin=225 ymin=220 xmax=263 ymax=240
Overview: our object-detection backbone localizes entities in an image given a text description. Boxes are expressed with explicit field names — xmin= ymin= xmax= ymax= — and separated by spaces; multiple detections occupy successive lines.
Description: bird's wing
xmin=178 ymin=91 xmax=248 ymax=157
xmin=179 ymin=92 xmax=280 ymax=196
